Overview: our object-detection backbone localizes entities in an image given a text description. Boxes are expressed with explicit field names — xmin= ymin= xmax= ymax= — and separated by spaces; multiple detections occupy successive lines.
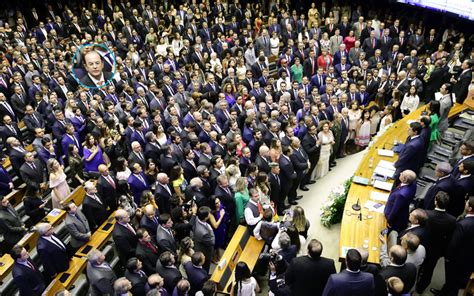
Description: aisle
xmin=298 ymin=151 xmax=364 ymax=264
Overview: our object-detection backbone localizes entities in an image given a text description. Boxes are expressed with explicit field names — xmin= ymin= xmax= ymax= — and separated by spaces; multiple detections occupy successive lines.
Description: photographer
xmin=268 ymin=255 xmax=291 ymax=296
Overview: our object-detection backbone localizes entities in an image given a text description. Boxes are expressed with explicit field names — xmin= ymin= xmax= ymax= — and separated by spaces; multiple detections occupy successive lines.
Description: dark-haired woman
xmin=233 ymin=261 xmax=260 ymax=296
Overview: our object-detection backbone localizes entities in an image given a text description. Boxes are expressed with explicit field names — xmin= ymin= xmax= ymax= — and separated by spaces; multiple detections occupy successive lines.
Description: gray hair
xmin=279 ymin=232 xmax=291 ymax=249
xmin=87 ymin=249 xmax=103 ymax=263
xmin=113 ymin=277 xmax=131 ymax=294
xmin=84 ymin=181 xmax=96 ymax=193
xmin=36 ymin=223 xmax=52 ymax=235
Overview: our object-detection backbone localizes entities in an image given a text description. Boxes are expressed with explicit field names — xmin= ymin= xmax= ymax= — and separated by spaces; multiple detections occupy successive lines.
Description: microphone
xmin=352 ymin=198 xmax=361 ymax=211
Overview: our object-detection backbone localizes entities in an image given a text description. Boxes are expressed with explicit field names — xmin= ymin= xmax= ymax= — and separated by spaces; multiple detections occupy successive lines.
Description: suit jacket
xmin=65 ymin=210 xmax=91 ymax=248
xmin=97 ymin=175 xmax=118 ymax=211
xmin=379 ymin=263 xmax=417 ymax=293
xmin=182 ymin=159 xmax=198 ymax=181
xmin=79 ymin=71 xmax=114 ymax=88
xmin=113 ymin=223 xmax=138 ymax=263
xmin=394 ymin=136 xmax=425 ymax=174
xmin=156 ymin=225 xmax=177 ymax=254
xmin=322 ymin=270 xmax=374 ymax=296
xmin=136 ymin=241 xmax=160 ymax=275
xmin=453 ymin=69 xmax=472 ymax=104
xmin=279 ymin=155 xmax=297 ymax=189
xmin=184 ymin=261 xmax=209 ymax=295
xmin=285 ymin=255 xmax=336 ymax=296
xmin=9 ymin=148 xmax=27 ymax=176
xmin=0 ymin=206 xmax=26 ymax=246
xmin=290 ymin=148 xmax=309 ymax=178
xmin=82 ymin=194 xmax=109 ymax=230
xmin=19 ymin=160 xmax=46 ymax=190
xmin=445 ymin=216 xmax=474 ymax=285
xmin=156 ymin=261 xmax=182 ymax=294
xmin=140 ymin=213 xmax=160 ymax=241
xmin=23 ymin=112 xmax=45 ymax=132
xmin=425 ymin=209 xmax=456 ymax=254
xmin=0 ymin=167 xmax=13 ymax=196
xmin=155 ymin=183 xmax=173 ymax=214
xmin=128 ymin=173 xmax=150 ymax=205
xmin=12 ymin=260 xmax=45 ymax=296
xmin=451 ymin=176 xmax=474 ymax=217
xmin=125 ymin=269 xmax=149 ymax=296
xmin=214 ymin=186 xmax=236 ymax=225
xmin=86 ymin=262 xmax=117 ymax=296
xmin=37 ymin=235 xmax=70 ymax=277
xmin=255 ymin=155 xmax=271 ymax=174
xmin=384 ymin=182 xmax=416 ymax=232
xmin=422 ymin=175 xmax=455 ymax=210
xmin=0 ymin=123 xmax=23 ymax=142
xmin=190 ymin=215 xmax=215 ymax=251
xmin=397 ymin=225 xmax=429 ymax=247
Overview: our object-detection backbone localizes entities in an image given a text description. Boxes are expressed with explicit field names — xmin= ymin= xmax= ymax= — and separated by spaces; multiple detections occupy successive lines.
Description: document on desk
xmin=364 ymin=200 xmax=385 ymax=214
xmin=378 ymin=149 xmax=394 ymax=157
xmin=378 ymin=160 xmax=396 ymax=170
xmin=370 ymin=191 xmax=390 ymax=203
xmin=373 ymin=180 xmax=393 ymax=191
xmin=48 ymin=209 xmax=62 ymax=217
xmin=373 ymin=166 xmax=395 ymax=178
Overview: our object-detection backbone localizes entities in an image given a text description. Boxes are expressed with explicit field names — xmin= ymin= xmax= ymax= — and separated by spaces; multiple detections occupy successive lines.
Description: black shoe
xmin=330 ymin=163 xmax=336 ymax=168
xmin=429 ymin=288 xmax=443 ymax=296
xmin=329 ymin=168 xmax=332 ymax=171
xmin=289 ymin=201 xmax=298 ymax=205
xmin=296 ymin=195 xmax=303 ymax=200
xmin=308 ymin=180 xmax=316 ymax=184
xmin=299 ymin=186 xmax=309 ymax=191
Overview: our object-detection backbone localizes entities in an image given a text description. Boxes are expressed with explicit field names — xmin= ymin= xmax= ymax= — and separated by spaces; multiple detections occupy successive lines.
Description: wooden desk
xmin=0 ymin=254 xmax=14 ymax=282
xmin=210 ymin=226 xmax=264 ymax=293
xmin=43 ymin=257 xmax=87 ymax=295
xmin=63 ymin=186 xmax=86 ymax=206
xmin=75 ymin=214 xmax=116 ymax=258
xmin=5 ymin=186 xmax=26 ymax=208
xmin=339 ymin=100 xmax=473 ymax=264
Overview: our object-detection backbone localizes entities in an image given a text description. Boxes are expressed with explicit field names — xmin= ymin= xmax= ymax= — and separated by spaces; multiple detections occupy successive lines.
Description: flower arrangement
xmin=320 ymin=176 xmax=353 ymax=228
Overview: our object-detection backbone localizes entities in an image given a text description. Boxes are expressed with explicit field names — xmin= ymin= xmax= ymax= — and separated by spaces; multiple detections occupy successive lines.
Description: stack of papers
xmin=378 ymin=160 xmax=396 ymax=170
xmin=378 ymin=149 xmax=394 ymax=157
xmin=373 ymin=160 xmax=396 ymax=179
xmin=364 ymin=200 xmax=385 ymax=214
xmin=370 ymin=191 xmax=390 ymax=202
xmin=373 ymin=180 xmax=393 ymax=191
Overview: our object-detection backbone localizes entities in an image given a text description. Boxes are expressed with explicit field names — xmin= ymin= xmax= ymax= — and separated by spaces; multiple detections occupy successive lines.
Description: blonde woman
xmin=291 ymin=206 xmax=311 ymax=239
xmin=316 ymin=121 xmax=335 ymax=179
xmin=225 ymin=164 xmax=241 ymax=190
xmin=234 ymin=177 xmax=250 ymax=224
xmin=47 ymin=159 xmax=71 ymax=209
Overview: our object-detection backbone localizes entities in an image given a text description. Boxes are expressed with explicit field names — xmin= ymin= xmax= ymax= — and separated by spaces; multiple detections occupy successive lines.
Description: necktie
xmin=125 ymin=223 xmax=136 ymax=234
xmin=145 ymin=242 xmax=157 ymax=253
xmin=106 ymin=175 xmax=115 ymax=189
xmin=8 ymin=125 xmax=16 ymax=135
xmin=30 ymin=162 xmax=37 ymax=170
xmin=51 ymin=235 xmax=66 ymax=250
xmin=26 ymin=261 xmax=36 ymax=271
xmin=93 ymin=194 xmax=102 ymax=204
xmin=137 ymin=174 xmax=146 ymax=185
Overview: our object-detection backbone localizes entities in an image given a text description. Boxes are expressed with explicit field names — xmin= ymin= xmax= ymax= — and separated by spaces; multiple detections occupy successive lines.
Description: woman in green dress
xmin=234 ymin=177 xmax=250 ymax=226
xmin=290 ymin=57 xmax=303 ymax=83
xmin=427 ymin=100 xmax=441 ymax=150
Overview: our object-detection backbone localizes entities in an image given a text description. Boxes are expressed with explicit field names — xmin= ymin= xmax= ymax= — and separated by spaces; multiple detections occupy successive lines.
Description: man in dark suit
xmin=451 ymin=59 xmax=472 ymax=104
xmin=11 ymin=245 xmax=45 ymax=296
xmin=136 ymin=229 xmax=160 ymax=275
xmin=82 ymin=181 xmax=109 ymax=231
xmin=416 ymin=192 xmax=456 ymax=294
xmin=379 ymin=245 xmax=417 ymax=293
xmin=214 ymin=175 xmax=237 ymax=228
xmin=139 ymin=205 xmax=160 ymax=242
xmin=361 ymin=31 xmax=379 ymax=58
xmin=394 ymin=122 xmax=425 ymax=178
xmin=80 ymin=50 xmax=114 ymax=88
xmin=290 ymin=137 xmax=310 ymax=191
xmin=7 ymin=137 xmax=27 ymax=177
xmin=384 ymin=170 xmax=417 ymax=232
xmin=397 ymin=209 xmax=429 ymax=247
xmin=113 ymin=209 xmax=139 ymax=265
xmin=19 ymin=152 xmax=47 ymax=191
xmin=190 ymin=207 xmax=215 ymax=273
xmin=302 ymin=124 xmax=321 ymax=184
xmin=125 ymin=257 xmax=149 ymax=296
xmin=286 ymin=239 xmax=336 ymax=296
xmin=10 ymin=85 xmax=29 ymax=119
xmin=36 ymin=223 xmax=70 ymax=279
xmin=184 ymin=252 xmax=209 ymax=295
xmin=268 ymin=163 xmax=285 ymax=215
xmin=0 ymin=197 xmax=27 ymax=251
xmin=97 ymin=164 xmax=118 ymax=212
xmin=279 ymin=146 xmax=298 ymax=206
xmin=421 ymin=162 xmax=455 ymax=210
xmin=451 ymin=160 xmax=474 ymax=217
xmin=323 ymin=249 xmax=374 ymax=295
xmin=155 ymin=173 xmax=173 ymax=214
xmin=128 ymin=163 xmax=150 ymax=205
xmin=0 ymin=115 xmax=23 ymax=143
xmin=438 ymin=197 xmax=474 ymax=296
xmin=0 ymin=161 xmax=13 ymax=196
xmin=155 ymin=251 xmax=182 ymax=295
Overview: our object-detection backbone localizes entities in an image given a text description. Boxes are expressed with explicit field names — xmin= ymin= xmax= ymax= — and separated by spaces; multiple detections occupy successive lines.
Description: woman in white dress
xmin=171 ymin=33 xmax=183 ymax=57
xmin=379 ymin=105 xmax=394 ymax=131
xmin=270 ymin=31 xmax=280 ymax=56
xmin=348 ymin=101 xmax=362 ymax=140
xmin=47 ymin=159 xmax=71 ymax=209
xmin=155 ymin=124 xmax=168 ymax=146
xmin=233 ymin=262 xmax=260 ymax=296
xmin=316 ymin=121 xmax=335 ymax=179
xmin=401 ymin=85 xmax=420 ymax=116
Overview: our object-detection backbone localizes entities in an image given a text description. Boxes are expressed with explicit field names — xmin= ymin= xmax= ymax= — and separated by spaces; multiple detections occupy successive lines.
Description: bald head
xmin=389 ymin=245 xmax=407 ymax=265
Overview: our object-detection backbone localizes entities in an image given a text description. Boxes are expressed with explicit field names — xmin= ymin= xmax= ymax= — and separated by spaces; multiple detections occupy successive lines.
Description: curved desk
xmin=339 ymin=95 xmax=473 ymax=264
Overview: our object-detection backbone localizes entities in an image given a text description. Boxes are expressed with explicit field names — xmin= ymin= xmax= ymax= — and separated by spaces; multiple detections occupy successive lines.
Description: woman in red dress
xmin=344 ymin=30 xmax=356 ymax=51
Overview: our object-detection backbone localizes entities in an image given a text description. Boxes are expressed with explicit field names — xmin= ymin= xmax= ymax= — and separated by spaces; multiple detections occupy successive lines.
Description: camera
xmin=182 ymin=197 xmax=196 ymax=212
xmin=259 ymin=251 xmax=283 ymax=263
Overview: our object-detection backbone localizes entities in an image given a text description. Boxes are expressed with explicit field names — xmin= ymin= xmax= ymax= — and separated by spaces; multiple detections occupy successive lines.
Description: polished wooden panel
xmin=43 ymin=257 xmax=87 ymax=295
xmin=75 ymin=213 xmax=116 ymax=257
xmin=5 ymin=186 xmax=26 ymax=208
xmin=0 ymin=254 xmax=14 ymax=282
xmin=339 ymin=99 xmax=473 ymax=264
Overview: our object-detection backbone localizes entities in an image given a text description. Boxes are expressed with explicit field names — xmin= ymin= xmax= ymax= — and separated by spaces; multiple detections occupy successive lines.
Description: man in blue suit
xmin=61 ymin=124 xmax=82 ymax=159
xmin=394 ymin=122 xmax=425 ymax=179
xmin=184 ymin=252 xmax=209 ymax=295
xmin=322 ymin=249 xmax=374 ymax=296
xmin=128 ymin=162 xmax=150 ymax=205
xmin=11 ymin=245 xmax=45 ymax=296
xmin=384 ymin=170 xmax=417 ymax=232
xmin=36 ymin=223 xmax=70 ymax=279
xmin=0 ymin=159 xmax=13 ymax=196
xmin=421 ymin=162 xmax=455 ymax=210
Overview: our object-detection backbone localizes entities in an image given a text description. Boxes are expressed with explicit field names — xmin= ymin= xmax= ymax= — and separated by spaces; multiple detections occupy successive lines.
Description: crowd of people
xmin=0 ymin=0 xmax=473 ymax=295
